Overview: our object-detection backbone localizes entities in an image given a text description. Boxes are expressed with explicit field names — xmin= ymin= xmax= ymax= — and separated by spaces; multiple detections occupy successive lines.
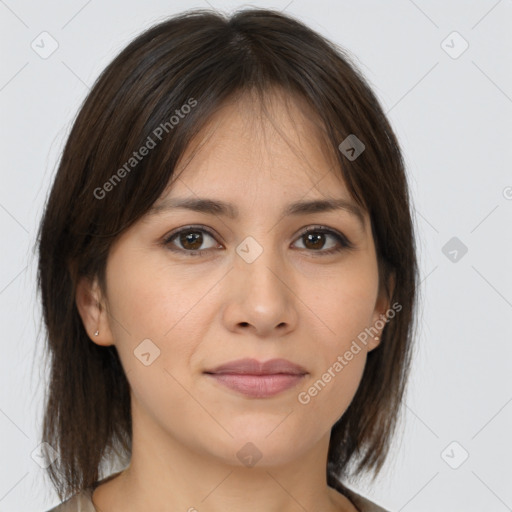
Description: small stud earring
xmin=375 ymin=335 xmax=380 ymax=341
xmin=94 ymin=330 xmax=99 ymax=336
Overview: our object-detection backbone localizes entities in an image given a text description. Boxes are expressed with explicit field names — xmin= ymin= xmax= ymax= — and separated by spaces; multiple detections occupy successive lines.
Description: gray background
xmin=1 ymin=1 xmax=511 ymax=511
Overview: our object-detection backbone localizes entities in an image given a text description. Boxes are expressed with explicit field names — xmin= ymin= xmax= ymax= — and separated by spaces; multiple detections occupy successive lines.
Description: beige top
xmin=45 ymin=483 xmax=389 ymax=512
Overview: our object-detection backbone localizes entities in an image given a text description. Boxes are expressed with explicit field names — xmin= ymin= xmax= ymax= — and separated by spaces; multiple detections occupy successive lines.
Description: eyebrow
xmin=149 ymin=196 xmax=366 ymax=231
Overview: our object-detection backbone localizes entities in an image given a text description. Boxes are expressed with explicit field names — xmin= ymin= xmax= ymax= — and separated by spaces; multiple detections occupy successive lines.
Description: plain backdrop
xmin=1 ymin=1 xmax=511 ymax=511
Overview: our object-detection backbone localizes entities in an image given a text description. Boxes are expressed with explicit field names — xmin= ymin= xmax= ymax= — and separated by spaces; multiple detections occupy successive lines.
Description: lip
xmin=204 ymin=358 xmax=308 ymax=398
xmin=205 ymin=358 xmax=307 ymax=375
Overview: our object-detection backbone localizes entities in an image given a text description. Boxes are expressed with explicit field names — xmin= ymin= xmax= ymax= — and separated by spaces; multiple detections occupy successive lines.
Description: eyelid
xmin=162 ymin=224 xmax=353 ymax=255
xmin=163 ymin=224 xmax=222 ymax=248
xmin=164 ymin=224 xmax=218 ymax=240
xmin=297 ymin=225 xmax=353 ymax=249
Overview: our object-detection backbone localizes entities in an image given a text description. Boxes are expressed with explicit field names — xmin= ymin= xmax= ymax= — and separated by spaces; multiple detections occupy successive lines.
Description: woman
xmin=38 ymin=7 xmax=419 ymax=512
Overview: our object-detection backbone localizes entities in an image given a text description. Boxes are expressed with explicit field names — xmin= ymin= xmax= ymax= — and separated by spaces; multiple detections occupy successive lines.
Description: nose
xmin=221 ymin=239 xmax=299 ymax=338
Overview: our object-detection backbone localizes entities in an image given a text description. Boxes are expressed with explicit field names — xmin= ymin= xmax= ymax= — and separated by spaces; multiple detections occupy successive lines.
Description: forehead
xmin=165 ymin=90 xmax=355 ymax=206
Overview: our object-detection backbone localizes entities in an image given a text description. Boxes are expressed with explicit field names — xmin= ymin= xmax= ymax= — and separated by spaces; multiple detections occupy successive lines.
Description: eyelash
xmin=162 ymin=225 xmax=353 ymax=257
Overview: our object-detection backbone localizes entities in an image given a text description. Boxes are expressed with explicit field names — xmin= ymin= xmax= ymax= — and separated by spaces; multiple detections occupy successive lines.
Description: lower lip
xmin=206 ymin=373 xmax=306 ymax=398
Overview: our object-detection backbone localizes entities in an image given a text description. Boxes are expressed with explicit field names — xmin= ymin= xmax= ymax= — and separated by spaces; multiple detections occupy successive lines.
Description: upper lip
xmin=205 ymin=358 xmax=308 ymax=375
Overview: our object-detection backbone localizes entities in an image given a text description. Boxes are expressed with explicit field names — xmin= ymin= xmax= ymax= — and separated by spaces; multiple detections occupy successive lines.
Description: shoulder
xmin=44 ymin=481 xmax=390 ymax=512
xmin=44 ymin=488 xmax=96 ymax=512
xmin=328 ymin=478 xmax=390 ymax=512
xmin=343 ymin=486 xmax=390 ymax=512
xmin=44 ymin=470 xmax=123 ymax=511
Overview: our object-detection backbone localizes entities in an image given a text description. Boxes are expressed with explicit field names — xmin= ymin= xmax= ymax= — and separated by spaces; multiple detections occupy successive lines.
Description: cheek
xmin=294 ymin=256 xmax=378 ymax=414
xmin=295 ymin=305 xmax=370 ymax=434
xmin=105 ymin=252 xmax=209 ymax=344
xmin=303 ymin=255 xmax=379 ymax=341
xmin=298 ymin=353 xmax=366 ymax=428
xmin=103 ymin=254 xmax=223 ymax=394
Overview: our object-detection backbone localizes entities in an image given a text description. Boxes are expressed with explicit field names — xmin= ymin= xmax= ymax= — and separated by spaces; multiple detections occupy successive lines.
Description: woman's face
xmin=82 ymin=92 xmax=391 ymax=468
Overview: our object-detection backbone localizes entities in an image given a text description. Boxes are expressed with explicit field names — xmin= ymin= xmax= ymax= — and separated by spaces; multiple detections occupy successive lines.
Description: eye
xmin=292 ymin=226 xmax=353 ymax=255
xmin=163 ymin=226 xmax=221 ymax=256
xmin=163 ymin=225 xmax=353 ymax=257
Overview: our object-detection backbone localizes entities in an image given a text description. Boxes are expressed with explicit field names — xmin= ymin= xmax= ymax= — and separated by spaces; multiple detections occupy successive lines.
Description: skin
xmin=76 ymin=89 xmax=394 ymax=512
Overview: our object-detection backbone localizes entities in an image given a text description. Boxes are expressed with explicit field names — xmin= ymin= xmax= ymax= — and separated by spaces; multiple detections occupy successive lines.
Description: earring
xmin=94 ymin=330 xmax=99 ymax=336
xmin=374 ymin=335 xmax=380 ymax=341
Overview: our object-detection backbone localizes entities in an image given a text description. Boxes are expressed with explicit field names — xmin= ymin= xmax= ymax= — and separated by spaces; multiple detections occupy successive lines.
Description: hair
xmin=37 ymin=7 xmax=419 ymax=502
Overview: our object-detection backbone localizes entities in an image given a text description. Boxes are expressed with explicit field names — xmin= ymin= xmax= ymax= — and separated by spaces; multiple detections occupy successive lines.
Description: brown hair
xmin=37 ymin=7 xmax=419 ymax=501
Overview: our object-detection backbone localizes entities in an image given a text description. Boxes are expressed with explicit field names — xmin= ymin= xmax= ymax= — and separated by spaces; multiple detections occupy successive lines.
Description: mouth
xmin=204 ymin=358 xmax=308 ymax=398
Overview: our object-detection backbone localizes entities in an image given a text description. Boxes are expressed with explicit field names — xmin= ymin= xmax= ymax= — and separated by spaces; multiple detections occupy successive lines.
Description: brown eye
xmin=293 ymin=227 xmax=352 ymax=255
xmin=164 ymin=227 xmax=220 ymax=255
xmin=163 ymin=225 xmax=352 ymax=257
xmin=302 ymin=232 xmax=327 ymax=250
xmin=178 ymin=231 xmax=204 ymax=250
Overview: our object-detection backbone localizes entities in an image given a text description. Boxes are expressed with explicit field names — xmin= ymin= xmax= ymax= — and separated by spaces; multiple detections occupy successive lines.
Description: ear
xmin=367 ymin=271 xmax=396 ymax=352
xmin=75 ymin=276 xmax=115 ymax=346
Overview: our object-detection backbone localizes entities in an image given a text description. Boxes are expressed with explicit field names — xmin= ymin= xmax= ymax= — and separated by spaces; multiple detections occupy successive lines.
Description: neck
xmin=92 ymin=398 xmax=353 ymax=512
